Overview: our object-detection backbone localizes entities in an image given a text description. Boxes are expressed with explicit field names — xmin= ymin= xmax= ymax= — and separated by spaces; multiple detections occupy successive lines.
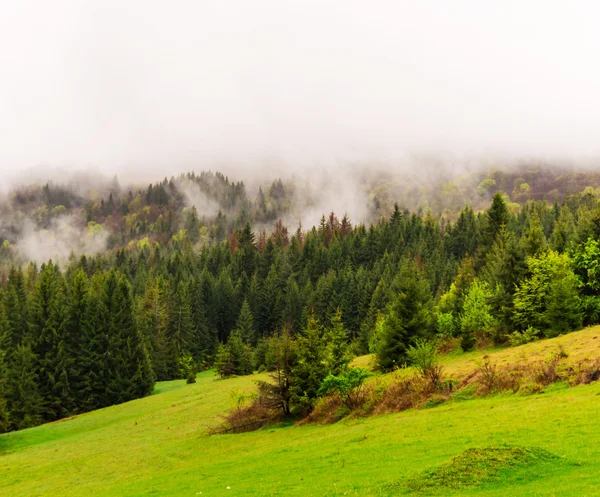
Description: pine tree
xmin=289 ymin=311 xmax=327 ymax=413
xmin=168 ymin=281 xmax=194 ymax=378
xmin=188 ymin=276 xmax=210 ymax=366
xmin=325 ymin=309 xmax=349 ymax=375
xmin=228 ymin=330 xmax=253 ymax=375
xmin=64 ymin=270 xmax=89 ymax=408
xmin=5 ymin=345 xmax=43 ymax=430
xmin=485 ymin=192 xmax=509 ymax=250
xmin=79 ymin=273 xmax=110 ymax=410
xmin=375 ymin=259 xmax=432 ymax=371
xmin=30 ymin=262 xmax=68 ymax=421
xmin=521 ymin=211 xmax=547 ymax=257
xmin=111 ymin=275 xmax=154 ymax=401
xmin=214 ymin=343 xmax=235 ymax=378
xmin=235 ymin=299 xmax=256 ymax=345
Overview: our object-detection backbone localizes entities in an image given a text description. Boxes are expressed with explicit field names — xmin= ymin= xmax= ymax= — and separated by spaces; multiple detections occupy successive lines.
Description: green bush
xmin=318 ymin=367 xmax=371 ymax=410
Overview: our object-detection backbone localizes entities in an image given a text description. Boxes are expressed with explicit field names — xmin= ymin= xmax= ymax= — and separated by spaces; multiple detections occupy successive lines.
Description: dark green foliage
xmin=167 ymin=281 xmax=195 ymax=377
xmin=290 ymin=312 xmax=328 ymax=412
xmin=325 ymin=309 xmax=349 ymax=375
xmin=485 ymin=193 xmax=509 ymax=249
xmin=375 ymin=259 xmax=432 ymax=371
xmin=1 ymin=168 xmax=599 ymax=432
xmin=5 ymin=345 xmax=43 ymax=430
xmin=235 ymin=299 xmax=256 ymax=345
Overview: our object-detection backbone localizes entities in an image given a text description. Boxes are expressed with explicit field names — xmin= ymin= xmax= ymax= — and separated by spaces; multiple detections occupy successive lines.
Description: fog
xmin=2 ymin=0 xmax=600 ymax=187
xmin=15 ymin=215 xmax=109 ymax=266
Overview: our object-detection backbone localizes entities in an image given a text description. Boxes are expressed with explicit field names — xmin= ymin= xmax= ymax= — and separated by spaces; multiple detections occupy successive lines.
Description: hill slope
xmin=2 ymin=329 xmax=600 ymax=496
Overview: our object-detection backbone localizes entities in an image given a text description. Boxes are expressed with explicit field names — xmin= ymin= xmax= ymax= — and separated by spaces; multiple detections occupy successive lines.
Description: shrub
xmin=186 ymin=371 xmax=197 ymax=384
xmin=407 ymin=339 xmax=445 ymax=388
xmin=318 ymin=367 xmax=371 ymax=410
xmin=178 ymin=352 xmax=195 ymax=379
xmin=207 ymin=387 xmax=282 ymax=435
xmin=508 ymin=327 xmax=539 ymax=346
xmin=476 ymin=356 xmax=498 ymax=394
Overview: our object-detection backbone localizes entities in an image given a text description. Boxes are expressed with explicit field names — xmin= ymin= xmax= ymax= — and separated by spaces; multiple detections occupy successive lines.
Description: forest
xmin=1 ymin=166 xmax=600 ymax=431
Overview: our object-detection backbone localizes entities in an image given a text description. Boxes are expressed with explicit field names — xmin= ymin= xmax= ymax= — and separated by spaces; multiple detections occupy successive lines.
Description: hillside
xmin=2 ymin=328 xmax=600 ymax=496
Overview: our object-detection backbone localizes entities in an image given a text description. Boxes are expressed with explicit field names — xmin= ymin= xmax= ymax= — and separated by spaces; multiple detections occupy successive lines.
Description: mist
xmin=2 ymin=0 xmax=600 ymax=184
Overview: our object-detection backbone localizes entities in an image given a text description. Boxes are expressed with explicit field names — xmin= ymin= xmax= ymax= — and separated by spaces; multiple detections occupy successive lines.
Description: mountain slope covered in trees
xmin=2 ymin=165 xmax=600 ymax=430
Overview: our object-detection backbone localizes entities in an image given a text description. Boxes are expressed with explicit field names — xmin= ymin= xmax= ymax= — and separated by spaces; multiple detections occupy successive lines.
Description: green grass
xmin=3 ymin=329 xmax=600 ymax=496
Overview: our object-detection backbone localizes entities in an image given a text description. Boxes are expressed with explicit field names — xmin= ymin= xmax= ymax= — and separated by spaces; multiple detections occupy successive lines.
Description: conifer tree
xmin=137 ymin=278 xmax=170 ymax=380
xmin=214 ymin=343 xmax=235 ymax=378
xmin=485 ymin=192 xmax=509 ymax=250
xmin=5 ymin=345 xmax=43 ymax=430
xmin=188 ymin=275 xmax=210 ymax=366
xmin=325 ymin=308 xmax=349 ymax=375
xmin=111 ymin=275 xmax=154 ymax=401
xmin=64 ymin=270 xmax=89 ymax=407
xmin=375 ymin=259 xmax=432 ymax=371
xmin=168 ymin=281 xmax=194 ymax=378
xmin=290 ymin=311 xmax=327 ymax=412
xmin=235 ymin=299 xmax=256 ymax=345
xmin=79 ymin=273 xmax=110 ymax=410
xmin=521 ymin=211 xmax=547 ymax=257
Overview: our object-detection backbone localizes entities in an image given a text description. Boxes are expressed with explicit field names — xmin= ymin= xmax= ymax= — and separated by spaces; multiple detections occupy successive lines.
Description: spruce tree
xmin=64 ymin=270 xmax=89 ymax=409
xmin=325 ymin=308 xmax=349 ymax=375
xmin=138 ymin=278 xmax=170 ymax=380
xmin=79 ymin=273 xmax=110 ymax=410
xmin=111 ymin=275 xmax=154 ymax=401
xmin=486 ymin=192 xmax=509 ymax=247
xmin=375 ymin=259 xmax=432 ymax=371
xmin=235 ymin=299 xmax=256 ymax=345
xmin=5 ymin=345 xmax=43 ymax=430
xmin=168 ymin=281 xmax=194 ymax=378
xmin=214 ymin=343 xmax=235 ymax=378
xmin=290 ymin=311 xmax=327 ymax=413
xmin=189 ymin=275 xmax=210 ymax=365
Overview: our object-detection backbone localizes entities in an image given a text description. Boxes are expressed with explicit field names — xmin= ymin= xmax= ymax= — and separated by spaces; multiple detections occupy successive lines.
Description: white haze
xmin=1 ymin=1 xmax=600 ymax=215
xmin=15 ymin=215 xmax=109 ymax=266
xmin=179 ymin=183 xmax=220 ymax=219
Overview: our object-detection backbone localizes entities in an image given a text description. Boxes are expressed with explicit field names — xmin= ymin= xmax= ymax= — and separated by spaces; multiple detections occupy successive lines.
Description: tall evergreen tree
xmin=167 ymin=281 xmax=194 ymax=378
xmin=235 ymin=299 xmax=256 ymax=345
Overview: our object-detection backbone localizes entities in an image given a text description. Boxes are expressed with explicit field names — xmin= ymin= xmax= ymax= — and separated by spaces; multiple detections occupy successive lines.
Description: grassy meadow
xmin=3 ymin=329 xmax=600 ymax=496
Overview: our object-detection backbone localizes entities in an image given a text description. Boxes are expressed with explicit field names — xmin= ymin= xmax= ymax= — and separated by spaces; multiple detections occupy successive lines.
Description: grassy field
xmin=2 ymin=329 xmax=600 ymax=496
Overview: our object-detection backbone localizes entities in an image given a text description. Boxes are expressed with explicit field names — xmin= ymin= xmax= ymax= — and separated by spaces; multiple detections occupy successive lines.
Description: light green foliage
xmin=476 ymin=178 xmax=496 ymax=197
xmin=513 ymin=250 xmax=582 ymax=336
xmin=508 ymin=327 xmax=540 ymax=346
xmin=406 ymin=338 xmax=439 ymax=375
xmin=520 ymin=212 xmax=547 ymax=257
xmin=214 ymin=343 xmax=235 ymax=378
xmin=572 ymin=237 xmax=600 ymax=292
xmin=436 ymin=312 xmax=456 ymax=337
xmin=460 ymin=279 xmax=497 ymax=339
xmin=550 ymin=205 xmax=575 ymax=252
xmin=368 ymin=312 xmax=385 ymax=355
xmin=177 ymin=352 xmax=195 ymax=379
xmin=318 ymin=367 xmax=370 ymax=409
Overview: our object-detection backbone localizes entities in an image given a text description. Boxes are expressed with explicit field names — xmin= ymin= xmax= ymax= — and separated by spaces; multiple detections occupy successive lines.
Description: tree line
xmin=2 ymin=189 xmax=600 ymax=429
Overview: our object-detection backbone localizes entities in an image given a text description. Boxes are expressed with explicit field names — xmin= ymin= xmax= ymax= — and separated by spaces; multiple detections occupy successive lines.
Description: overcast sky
xmin=1 ymin=0 xmax=600 ymax=182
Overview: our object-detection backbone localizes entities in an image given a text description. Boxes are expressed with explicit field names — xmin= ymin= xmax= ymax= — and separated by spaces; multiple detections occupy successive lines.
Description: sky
xmin=1 ymin=0 xmax=600 ymax=183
